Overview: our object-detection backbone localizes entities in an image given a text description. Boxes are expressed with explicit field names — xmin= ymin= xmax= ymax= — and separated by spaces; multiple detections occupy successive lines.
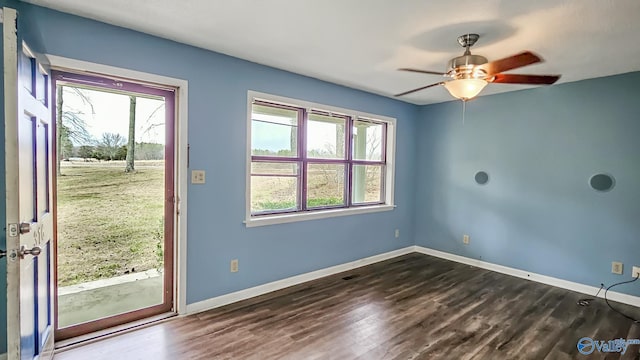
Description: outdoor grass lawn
xmin=57 ymin=161 xmax=164 ymax=287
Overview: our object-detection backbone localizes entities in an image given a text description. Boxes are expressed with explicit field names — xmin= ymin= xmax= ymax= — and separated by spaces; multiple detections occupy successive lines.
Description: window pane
xmin=353 ymin=120 xmax=383 ymax=161
xmin=251 ymin=161 xmax=298 ymax=176
xmin=251 ymin=175 xmax=298 ymax=214
xmin=307 ymin=163 xmax=345 ymax=208
xmin=307 ymin=113 xmax=346 ymax=159
xmin=352 ymin=165 xmax=383 ymax=203
xmin=251 ymin=161 xmax=299 ymax=214
xmin=251 ymin=104 xmax=298 ymax=157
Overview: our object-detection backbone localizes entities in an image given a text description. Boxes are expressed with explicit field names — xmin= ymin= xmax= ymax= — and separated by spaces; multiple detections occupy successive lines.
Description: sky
xmin=62 ymin=86 xmax=166 ymax=145
xmin=252 ymin=112 xmax=340 ymax=154
xmin=251 ymin=112 xmax=381 ymax=159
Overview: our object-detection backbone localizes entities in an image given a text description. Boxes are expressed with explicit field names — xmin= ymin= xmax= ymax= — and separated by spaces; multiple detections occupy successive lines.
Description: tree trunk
xmin=125 ymin=96 xmax=136 ymax=172
xmin=56 ymin=86 xmax=63 ymax=176
xmin=336 ymin=125 xmax=344 ymax=157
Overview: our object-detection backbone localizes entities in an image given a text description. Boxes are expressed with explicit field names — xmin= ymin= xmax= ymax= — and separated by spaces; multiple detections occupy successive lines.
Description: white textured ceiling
xmin=23 ymin=0 xmax=640 ymax=105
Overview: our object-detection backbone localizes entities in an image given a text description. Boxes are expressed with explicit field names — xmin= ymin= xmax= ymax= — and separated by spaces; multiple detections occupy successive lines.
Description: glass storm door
xmin=52 ymin=70 xmax=175 ymax=340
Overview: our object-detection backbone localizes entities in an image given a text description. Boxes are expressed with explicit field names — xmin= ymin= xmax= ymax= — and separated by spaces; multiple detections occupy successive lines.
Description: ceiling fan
xmin=395 ymin=33 xmax=561 ymax=100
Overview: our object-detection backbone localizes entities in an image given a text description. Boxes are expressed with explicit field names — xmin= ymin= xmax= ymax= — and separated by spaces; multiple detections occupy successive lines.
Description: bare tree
xmin=125 ymin=96 xmax=136 ymax=172
xmin=56 ymin=86 xmax=93 ymax=175
xmin=58 ymin=124 xmax=74 ymax=160
xmin=99 ymin=133 xmax=125 ymax=160
xmin=128 ymin=99 xmax=167 ymax=168
xmin=140 ymin=102 xmax=165 ymax=140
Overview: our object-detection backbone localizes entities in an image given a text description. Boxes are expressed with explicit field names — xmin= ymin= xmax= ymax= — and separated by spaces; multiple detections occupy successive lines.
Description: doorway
xmin=52 ymin=71 xmax=176 ymax=340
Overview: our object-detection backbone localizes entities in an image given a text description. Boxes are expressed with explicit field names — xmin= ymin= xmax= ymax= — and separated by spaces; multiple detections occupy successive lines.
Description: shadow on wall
xmin=415 ymin=75 xmax=640 ymax=295
xmin=423 ymin=157 xmax=635 ymax=289
xmin=428 ymin=171 xmax=610 ymax=280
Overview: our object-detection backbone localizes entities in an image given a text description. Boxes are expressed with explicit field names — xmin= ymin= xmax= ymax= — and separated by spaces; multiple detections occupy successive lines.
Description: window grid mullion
xmin=250 ymin=174 xmax=298 ymax=178
xmin=253 ymin=99 xmax=299 ymax=112
xmin=381 ymin=122 xmax=388 ymax=163
xmin=251 ymin=155 xmax=301 ymax=162
xmin=351 ymin=160 xmax=385 ymax=166
xmin=346 ymin=116 xmax=354 ymax=207
xmin=380 ymin=164 xmax=387 ymax=203
xmin=380 ymin=121 xmax=387 ymax=201
xmin=299 ymin=108 xmax=307 ymax=211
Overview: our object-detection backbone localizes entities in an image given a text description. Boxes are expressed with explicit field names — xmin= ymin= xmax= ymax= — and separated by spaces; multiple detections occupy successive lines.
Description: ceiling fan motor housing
xmin=447 ymin=33 xmax=488 ymax=80
xmin=448 ymin=54 xmax=488 ymax=79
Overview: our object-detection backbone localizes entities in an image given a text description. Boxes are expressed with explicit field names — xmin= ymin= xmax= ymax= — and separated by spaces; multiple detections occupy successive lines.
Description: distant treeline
xmin=69 ymin=142 xmax=164 ymax=161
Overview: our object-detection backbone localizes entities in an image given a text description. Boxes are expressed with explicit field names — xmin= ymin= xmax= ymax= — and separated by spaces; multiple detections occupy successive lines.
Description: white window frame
xmin=245 ymin=91 xmax=396 ymax=227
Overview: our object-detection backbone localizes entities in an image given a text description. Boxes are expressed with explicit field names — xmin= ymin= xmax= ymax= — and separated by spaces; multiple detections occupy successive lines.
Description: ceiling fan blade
xmin=479 ymin=51 xmax=542 ymax=76
xmin=398 ymin=68 xmax=446 ymax=76
xmin=394 ymin=82 xmax=444 ymax=97
xmin=491 ymin=73 xmax=560 ymax=85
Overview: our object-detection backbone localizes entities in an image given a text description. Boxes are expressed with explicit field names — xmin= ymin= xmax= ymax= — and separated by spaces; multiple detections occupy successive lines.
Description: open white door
xmin=4 ymin=7 xmax=55 ymax=360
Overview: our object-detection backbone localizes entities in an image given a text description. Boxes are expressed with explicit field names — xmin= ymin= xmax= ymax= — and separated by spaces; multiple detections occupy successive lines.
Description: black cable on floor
xmin=577 ymin=284 xmax=604 ymax=306
xmin=604 ymin=274 xmax=640 ymax=323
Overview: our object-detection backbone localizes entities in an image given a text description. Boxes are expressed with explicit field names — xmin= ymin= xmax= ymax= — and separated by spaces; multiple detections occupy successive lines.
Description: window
xmin=246 ymin=92 xmax=396 ymax=226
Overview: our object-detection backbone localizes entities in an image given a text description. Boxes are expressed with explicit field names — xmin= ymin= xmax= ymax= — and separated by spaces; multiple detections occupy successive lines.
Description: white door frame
xmin=3 ymin=6 xmax=22 ymax=357
xmin=45 ymin=55 xmax=189 ymax=315
xmin=0 ymin=6 xmax=5 ymax=355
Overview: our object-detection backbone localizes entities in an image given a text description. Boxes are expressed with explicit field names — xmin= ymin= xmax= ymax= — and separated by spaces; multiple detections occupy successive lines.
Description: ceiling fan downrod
xmin=458 ymin=33 xmax=479 ymax=55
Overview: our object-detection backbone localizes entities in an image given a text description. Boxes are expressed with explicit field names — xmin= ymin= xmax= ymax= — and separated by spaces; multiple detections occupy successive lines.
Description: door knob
xmin=0 ymin=249 xmax=6 ymax=259
xmin=19 ymin=245 xmax=41 ymax=259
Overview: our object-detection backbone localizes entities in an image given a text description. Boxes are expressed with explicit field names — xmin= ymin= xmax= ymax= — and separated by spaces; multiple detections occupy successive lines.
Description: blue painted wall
xmin=2 ymin=0 xmax=639 ymax=355
xmin=415 ymin=72 xmax=640 ymax=296
xmin=15 ymin=3 xmax=419 ymax=306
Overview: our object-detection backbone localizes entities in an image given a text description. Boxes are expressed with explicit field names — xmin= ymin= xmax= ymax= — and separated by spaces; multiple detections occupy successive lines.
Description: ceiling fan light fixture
xmin=443 ymin=78 xmax=488 ymax=100
xmin=395 ymin=34 xmax=559 ymax=99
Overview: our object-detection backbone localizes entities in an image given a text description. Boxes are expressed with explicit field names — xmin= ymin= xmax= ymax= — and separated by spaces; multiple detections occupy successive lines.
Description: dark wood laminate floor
xmin=55 ymin=253 xmax=640 ymax=360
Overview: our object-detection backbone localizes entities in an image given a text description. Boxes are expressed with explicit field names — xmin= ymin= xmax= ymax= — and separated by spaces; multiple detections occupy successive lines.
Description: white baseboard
xmin=186 ymin=244 xmax=640 ymax=315
xmin=414 ymin=245 xmax=640 ymax=308
xmin=186 ymin=246 xmax=415 ymax=314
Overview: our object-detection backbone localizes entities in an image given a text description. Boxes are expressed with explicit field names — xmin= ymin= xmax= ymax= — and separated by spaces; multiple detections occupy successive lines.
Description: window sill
xmin=244 ymin=204 xmax=396 ymax=228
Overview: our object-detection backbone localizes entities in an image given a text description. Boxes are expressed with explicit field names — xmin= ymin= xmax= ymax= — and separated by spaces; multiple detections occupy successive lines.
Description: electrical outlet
xmin=611 ymin=261 xmax=623 ymax=275
xmin=191 ymin=170 xmax=206 ymax=184
xmin=230 ymin=259 xmax=238 ymax=273
xmin=463 ymin=234 xmax=470 ymax=245
xmin=633 ymin=266 xmax=640 ymax=279
xmin=395 ymin=229 xmax=400 ymax=238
